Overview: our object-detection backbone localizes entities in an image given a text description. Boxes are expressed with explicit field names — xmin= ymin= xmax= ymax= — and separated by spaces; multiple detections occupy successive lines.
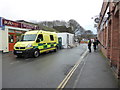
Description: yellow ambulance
xmin=13 ymin=30 xmax=58 ymax=58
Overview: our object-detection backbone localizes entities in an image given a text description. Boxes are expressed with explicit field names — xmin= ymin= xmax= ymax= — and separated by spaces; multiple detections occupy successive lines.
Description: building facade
xmin=0 ymin=17 xmax=39 ymax=52
xmin=97 ymin=1 xmax=120 ymax=78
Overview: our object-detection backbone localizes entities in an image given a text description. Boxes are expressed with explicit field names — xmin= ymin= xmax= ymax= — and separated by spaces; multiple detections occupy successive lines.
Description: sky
xmin=0 ymin=0 xmax=103 ymax=34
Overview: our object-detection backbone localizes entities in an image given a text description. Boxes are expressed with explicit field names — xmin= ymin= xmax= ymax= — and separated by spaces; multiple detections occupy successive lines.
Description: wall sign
xmin=2 ymin=19 xmax=21 ymax=28
xmin=21 ymin=23 xmax=37 ymax=30
xmin=2 ymin=18 xmax=40 ymax=30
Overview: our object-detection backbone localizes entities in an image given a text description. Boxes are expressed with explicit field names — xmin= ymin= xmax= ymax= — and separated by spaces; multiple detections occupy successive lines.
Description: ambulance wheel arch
xmin=54 ymin=45 xmax=58 ymax=52
xmin=33 ymin=48 xmax=40 ymax=58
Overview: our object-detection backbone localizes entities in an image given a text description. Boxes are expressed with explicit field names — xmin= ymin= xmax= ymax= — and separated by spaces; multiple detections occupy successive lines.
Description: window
xmin=16 ymin=33 xmax=22 ymax=42
xmin=20 ymin=34 xmax=37 ymax=41
xmin=38 ymin=34 xmax=43 ymax=41
xmin=9 ymin=34 xmax=14 ymax=43
xmin=50 ymin=35 xmax=54 ymax=41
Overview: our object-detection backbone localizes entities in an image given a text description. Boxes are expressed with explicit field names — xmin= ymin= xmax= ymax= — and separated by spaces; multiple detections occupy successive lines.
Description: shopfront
xmin=8 ymin=29 xmax=26 ymax=51
xmin=0 ymin=17 xmax=39 ymax=52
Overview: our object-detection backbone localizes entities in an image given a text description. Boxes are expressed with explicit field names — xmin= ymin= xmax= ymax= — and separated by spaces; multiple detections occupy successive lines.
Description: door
xmin=8 ymin=33 xmax=16 ymax=51
xmin=67 ymin=34 xmax=69 ymax=47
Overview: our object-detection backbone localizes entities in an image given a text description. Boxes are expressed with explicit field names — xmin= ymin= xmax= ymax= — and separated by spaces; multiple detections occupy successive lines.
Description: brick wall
xmin=107 ymin=20 xmax=111 ymax=59
xmin=110 ymin=10 xmax=119 ymax=68
xmin=98 ymin=1 xmax=120 ymax=78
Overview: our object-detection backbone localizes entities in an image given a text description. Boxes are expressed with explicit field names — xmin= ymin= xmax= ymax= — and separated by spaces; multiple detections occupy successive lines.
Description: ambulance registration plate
xmin=16 ymin=51 xmax=23 ymax=53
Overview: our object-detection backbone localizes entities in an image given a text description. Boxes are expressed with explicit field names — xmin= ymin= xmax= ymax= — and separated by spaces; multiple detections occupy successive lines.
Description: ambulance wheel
xmin=54 ymin=47 xmax=58 ymax=52
xmin=33 ymin=49 xmax=40 ymax=58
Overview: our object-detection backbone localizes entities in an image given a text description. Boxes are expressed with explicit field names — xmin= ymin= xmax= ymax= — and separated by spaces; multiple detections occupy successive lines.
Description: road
xmin=2 ymin=44 xmax=87 ymax=88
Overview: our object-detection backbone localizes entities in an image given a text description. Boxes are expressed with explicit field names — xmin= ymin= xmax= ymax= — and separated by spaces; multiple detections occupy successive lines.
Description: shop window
xmin=50 ymin=35 xmax=54 ymax=41
xmin=9 ymin=34 xmax=14 ymax=43
xmin=16 ymin=33 xmax=22 ymax=42
xmin=16 ymin=36 xmax=21 ymax=42
xmin=38 ymin=34 xmax=43 ymax=41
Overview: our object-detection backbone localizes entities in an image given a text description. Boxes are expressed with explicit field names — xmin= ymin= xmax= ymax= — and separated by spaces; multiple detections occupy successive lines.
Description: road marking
xmin=73 ymin=61 xmax=86 ymax=88
xmin=56 ymin=49 xmax=88 ymax=90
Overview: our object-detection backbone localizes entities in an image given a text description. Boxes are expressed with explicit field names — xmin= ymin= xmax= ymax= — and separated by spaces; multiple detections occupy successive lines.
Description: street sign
xmin=94 ymin=18 xmax=100 ymax=23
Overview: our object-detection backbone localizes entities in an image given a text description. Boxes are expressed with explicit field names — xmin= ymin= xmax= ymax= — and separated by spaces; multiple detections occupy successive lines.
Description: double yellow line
xmin=56 ymin=50 xmax=88 ymax=90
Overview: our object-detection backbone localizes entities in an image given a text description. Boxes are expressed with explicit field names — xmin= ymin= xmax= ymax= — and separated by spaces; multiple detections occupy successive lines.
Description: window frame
xmin=50 ymin=35 xmax=54 ymax=41
xmin=37 ymin=34 xmax=43 ymax=41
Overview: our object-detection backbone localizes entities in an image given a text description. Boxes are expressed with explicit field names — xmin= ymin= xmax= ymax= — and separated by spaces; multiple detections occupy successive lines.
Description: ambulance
xmin=13 ymin=30 xmax=58 ymax=58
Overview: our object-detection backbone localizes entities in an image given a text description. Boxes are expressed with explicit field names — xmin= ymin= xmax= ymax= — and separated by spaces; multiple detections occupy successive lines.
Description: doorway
xmin=8 ymin=32 xmax=16 ymax=51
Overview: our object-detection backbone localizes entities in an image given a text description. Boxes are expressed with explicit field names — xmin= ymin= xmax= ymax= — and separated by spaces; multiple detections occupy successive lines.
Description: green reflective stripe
xmin=47 ymin=43 xmax=51 ymax=45
xmin=44 ymin=45 xmax=47 ymax=49
xmin=51 ymin=44 xmax=54 ymax=47
xmin=33 ymin=42 xmax=57 ymax=50
xmin=38 ymin=43 xmax=43 ymax=46
xmin=33 ymin=46 xmax=38 ymax=48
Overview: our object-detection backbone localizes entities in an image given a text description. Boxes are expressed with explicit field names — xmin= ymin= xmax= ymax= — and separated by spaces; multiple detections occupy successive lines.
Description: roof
xmin=25 ymin=30 xmax=56 ymax=34
xmin=16 ymin=20 xmax=38 ymax=25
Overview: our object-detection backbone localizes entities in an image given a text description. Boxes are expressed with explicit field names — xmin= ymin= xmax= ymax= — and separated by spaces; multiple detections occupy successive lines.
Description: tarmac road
xmin=2 ymin=44 xmax=87 ymax=88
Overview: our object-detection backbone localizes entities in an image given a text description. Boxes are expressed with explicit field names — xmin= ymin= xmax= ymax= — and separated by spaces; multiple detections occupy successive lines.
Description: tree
xmin=82 ymin=30 xmax=94 ymax=39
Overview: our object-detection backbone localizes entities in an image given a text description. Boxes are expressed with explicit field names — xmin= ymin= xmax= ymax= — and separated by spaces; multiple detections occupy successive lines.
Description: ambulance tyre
xmin=33 ymin=49 xmax=40 ymax=58
xmin=54 ymin=46 xmax=58 ymax=52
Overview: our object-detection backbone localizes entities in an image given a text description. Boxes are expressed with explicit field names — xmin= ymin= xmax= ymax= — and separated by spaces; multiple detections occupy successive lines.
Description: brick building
xmin=97 ymin=0 xmax=120 ymax=78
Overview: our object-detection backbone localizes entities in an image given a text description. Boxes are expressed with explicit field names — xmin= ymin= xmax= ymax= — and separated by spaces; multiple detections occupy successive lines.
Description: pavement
xmin=66 ymin=49 xmax=119 ymax=88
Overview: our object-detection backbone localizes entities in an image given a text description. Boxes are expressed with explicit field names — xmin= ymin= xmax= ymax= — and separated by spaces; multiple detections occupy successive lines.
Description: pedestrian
xmin=88 ymin=39 xmax=92 ymax=52
xmin=95 ymin=37 xmax=100 ymax=49
xmin=93 ymin=38 xmax=97 ymax=51
xmin=95 ymin=37 xmax=107 ymax=50
xmin=79 ymin=39 xmax=81 ymax=45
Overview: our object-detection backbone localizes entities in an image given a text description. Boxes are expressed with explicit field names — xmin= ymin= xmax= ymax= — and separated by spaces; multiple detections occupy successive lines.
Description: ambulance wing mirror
xmin=36 ymin=39 xmax=40 ymax=43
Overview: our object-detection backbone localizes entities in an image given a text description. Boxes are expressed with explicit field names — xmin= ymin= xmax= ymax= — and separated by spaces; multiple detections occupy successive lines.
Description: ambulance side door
xmin=37 ymin=34 xmax=44 ymax=50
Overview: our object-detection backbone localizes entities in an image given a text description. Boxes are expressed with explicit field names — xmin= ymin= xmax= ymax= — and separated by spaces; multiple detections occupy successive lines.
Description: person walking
xmin=88 ymin=39 xmax=92 ymax=52
xmin=95 ymin=37 xmax=100 ymax=49
xmin=94 ymin=37 xmax=107 ymax=50
xmin=93 ymin=38 xmax=97 ymax=51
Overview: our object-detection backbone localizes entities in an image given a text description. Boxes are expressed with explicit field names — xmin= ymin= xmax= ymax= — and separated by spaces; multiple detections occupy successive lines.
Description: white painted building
xmin=0 ymin=27 xmax=2 ymax=51
xmin=57 ymin=33 xmax=74 ymax=48
xmin=0 ymin=17 xmax=38 ymax=52
xmin=1 ymin=26 xmax=30 ymax=52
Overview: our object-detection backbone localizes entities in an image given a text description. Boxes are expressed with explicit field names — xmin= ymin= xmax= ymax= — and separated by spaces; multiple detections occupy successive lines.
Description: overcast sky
xmin=0 ymin=0 xmax=103 ymax=34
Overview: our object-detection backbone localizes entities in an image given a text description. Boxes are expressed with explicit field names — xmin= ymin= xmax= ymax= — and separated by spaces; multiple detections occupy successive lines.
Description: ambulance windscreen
xmin=20 ymin=34 xmax=37 ymax=41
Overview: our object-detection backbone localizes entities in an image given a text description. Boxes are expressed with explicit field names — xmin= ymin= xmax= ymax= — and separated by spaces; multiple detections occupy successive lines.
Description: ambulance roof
xmin=25 ymin=30 xmax=56 ymax=34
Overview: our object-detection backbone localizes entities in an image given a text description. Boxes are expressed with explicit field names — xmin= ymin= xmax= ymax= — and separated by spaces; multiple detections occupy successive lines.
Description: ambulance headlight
xmin=26 ymin=44 xmax=32 ymax=48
